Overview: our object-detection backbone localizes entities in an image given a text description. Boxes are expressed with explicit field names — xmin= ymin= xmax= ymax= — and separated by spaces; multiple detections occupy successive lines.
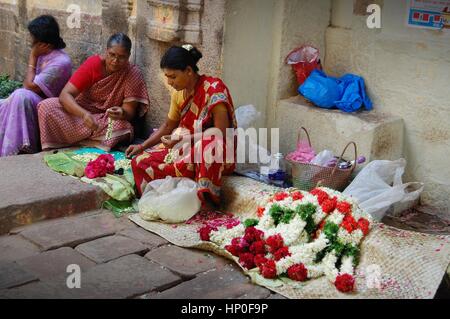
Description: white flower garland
xmin=204 ymin=187 xmax=373 ymax=293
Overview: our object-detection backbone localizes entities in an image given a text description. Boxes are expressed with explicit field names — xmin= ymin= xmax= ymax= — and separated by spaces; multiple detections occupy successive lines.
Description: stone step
xmin=276 ymin=96 xmax=404 ymax=163
xmin=0 ymin=153 xmax=109 ymax=235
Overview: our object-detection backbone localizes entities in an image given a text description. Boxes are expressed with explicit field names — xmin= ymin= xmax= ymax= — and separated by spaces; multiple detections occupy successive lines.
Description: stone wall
xmin=0 ymin=0 xmax=226 ymax=134
xmin=326 ymin=0 xmax=450 ymax=211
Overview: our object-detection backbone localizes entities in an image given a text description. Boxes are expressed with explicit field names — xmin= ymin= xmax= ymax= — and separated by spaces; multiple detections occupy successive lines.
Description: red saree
xmin=37 ymin=61 xmax=149 ymax=151
xmin=131 ymin=75 xmax=237 ymax=205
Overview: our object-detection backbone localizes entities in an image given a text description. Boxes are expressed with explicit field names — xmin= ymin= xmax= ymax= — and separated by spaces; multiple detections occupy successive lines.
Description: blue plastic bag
xmin=298 ymin=70 xmax=341 ymax=108
xmin=299 ymin=70 xmax=372 ymax=112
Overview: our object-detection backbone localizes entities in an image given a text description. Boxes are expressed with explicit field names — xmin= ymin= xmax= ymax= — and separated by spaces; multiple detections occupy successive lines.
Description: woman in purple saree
xmin=0 ymin=15 xmax=72 ymax=157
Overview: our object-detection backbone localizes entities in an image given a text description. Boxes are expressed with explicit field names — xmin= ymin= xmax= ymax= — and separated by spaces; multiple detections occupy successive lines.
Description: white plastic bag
xmin=310 ymin=150 xmax=334 ymax=166
xmin=343 ymin=159 xmax=424 ymax=221
xmin=235 ymin=104 xmax=261 ymax=130
xmin=138 ymin=176 xmax=201 ymax=223
xmin=234 ymin=105 xmax=271 ymax=172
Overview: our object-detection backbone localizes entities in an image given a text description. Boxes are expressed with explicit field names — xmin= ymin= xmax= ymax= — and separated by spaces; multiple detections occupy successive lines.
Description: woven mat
xmin=129 ymin=176 xmax=450 ymax=299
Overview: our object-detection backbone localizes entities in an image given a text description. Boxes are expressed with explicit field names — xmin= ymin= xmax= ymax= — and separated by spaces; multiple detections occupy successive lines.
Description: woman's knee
xmin=37 ymin=97 xmax=60 ymax=116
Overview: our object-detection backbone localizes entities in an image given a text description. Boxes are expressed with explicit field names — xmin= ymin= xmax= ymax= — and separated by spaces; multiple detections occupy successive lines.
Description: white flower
xmin=340 ymin=256 xmax=354 ymax=275
xmin=322 ymin=252 xmax=339 ymax=281
xmin=209 ymin=224 xmax=245 ymax=246
xmin=338 ymin=228 xmax=364 ymax=245
xmin=327 ymin=211 xmax=345 ymax=225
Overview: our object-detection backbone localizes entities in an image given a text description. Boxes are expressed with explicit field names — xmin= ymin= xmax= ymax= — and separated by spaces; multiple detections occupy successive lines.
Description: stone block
xmin=145 ymin=245 xmax=230 ymax=279
xmin=0 ymin=261 xmax=38 ymax=289
xmin=151 ymin=264 xmax=260 ymax=299
xmin=117 ymin=227 xmax=168 ymax=250
xmin=16 ymin=247 xmax=96 ymax=280
xmin=277 ymin=96 xmax=404 ymax=164
xmin=75 ymin=235 xmax=148 ymax=263
xmin=0 ymin=235 xmax=40 ymax=263
xmin=0 ymin=153 xmax=108 ymax=235
xmin=20 ymin=212 xmax=120 ymax=250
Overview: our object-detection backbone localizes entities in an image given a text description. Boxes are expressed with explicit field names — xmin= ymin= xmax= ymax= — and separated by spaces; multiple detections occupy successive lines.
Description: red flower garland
xmin=243 ymin=226 xmax=264 ymax=243
xmin=321 ymin=197 xmax=337 ymax=214
xmin=357 ymin=218 xmax=370 ymax=236
xmin=266 ymin=234 xmax=285 ymax=253
xmin=291 ymin=191 xmax=304 ymax=201
xmin=273 ymin=246 xmax=291 ymax=261
xmin=249 ymin=240 xmax=266 ymax=255
xmin=336 ymin=201 xmax=352 ymax=214
xmin=335 ymin=274 xmax=355 ymax=293
xmin=259 ymin=259 xmax=277 ymax=279
xmin=239 ymin=253 xmax=256 ymax=269
xmin=310 ymin=188 xmax=330 ymax=205
xmin=287 ymin=264 xmax=308 ymax=282
xmin=273 ymin=192 xmax=289 ymax=202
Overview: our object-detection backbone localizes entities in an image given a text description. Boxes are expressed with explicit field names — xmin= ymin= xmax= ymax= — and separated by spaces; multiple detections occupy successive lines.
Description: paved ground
xmin=0 ymin=210 xmax=283 ymax=299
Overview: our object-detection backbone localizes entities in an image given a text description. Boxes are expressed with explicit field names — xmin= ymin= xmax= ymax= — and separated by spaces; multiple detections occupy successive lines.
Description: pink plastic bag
xmin=286 ymin=140 xmax=316 ymax=163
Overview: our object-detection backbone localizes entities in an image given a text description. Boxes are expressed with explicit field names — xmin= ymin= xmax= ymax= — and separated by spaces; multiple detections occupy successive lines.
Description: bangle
xmin=28 ymin=64 xmax=36 ymax=70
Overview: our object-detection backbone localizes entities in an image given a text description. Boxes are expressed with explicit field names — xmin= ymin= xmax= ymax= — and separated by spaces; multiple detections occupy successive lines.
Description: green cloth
xmin=44 ymin=152 xmax=85 ymax=177
xmin=103 ymin=199 xmax=138 ymax=218
xmin=43 ymin=148 xmax=136 ymax=216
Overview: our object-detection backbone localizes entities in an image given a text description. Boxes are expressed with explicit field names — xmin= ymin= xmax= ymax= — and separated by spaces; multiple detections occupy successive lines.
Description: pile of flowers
xmin=84 ymin=154 xmax=115 ymax=179
xmin=198 ymin=187 xmax=372 ymax=293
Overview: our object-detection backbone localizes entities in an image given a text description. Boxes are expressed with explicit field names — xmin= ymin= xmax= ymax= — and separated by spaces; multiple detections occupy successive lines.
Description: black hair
xmin=160 ymin=46 xmax=203 ymax=73
xmin=27 ymin=15 xmax=66 ymax=49
xmin=107 ymin=33 xmax=132 ymax=55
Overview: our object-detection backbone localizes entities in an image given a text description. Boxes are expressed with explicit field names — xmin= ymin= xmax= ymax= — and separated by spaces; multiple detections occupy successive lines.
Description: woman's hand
xmin=106 ymin=106 xmax=125 ymax=120
xmin=31 ymin=42 xmax=52 ymax=58
xmin=162 ymin=135 xmax=183 ymax=149
xmin=125 ymin=144 xmax=143 ymax=158
xmin=82 ymin=113 xmax=99 ymax=131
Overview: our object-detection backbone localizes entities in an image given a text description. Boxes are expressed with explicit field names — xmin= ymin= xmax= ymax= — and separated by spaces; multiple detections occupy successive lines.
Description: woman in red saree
xmin=37 ymin=33 xmax=149 ymax=151
xmin=127 ymin=45 xmax=237 ymax=206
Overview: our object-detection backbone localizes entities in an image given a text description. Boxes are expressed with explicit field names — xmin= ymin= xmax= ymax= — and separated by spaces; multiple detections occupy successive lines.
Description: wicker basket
xmin=287 ymin=127 xmax=357 ymax=192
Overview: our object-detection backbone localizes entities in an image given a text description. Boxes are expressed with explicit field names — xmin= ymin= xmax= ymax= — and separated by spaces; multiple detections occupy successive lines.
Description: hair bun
xmin=188 ymin=47 xmax=202 ymax=64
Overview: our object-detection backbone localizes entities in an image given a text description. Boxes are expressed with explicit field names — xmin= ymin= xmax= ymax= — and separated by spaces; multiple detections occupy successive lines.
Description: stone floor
xmin=0 ymin=210 xmax=282 ymax=299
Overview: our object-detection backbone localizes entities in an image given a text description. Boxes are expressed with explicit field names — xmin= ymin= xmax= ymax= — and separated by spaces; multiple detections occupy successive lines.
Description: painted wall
xmin=326 ymin=0 xmax=450 ymax=210
xmin=222 ymin=0 xmax=276 ymax=128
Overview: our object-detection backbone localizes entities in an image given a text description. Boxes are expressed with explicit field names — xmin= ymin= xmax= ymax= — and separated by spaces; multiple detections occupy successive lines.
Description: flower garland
xmin=197 ymin=187 xmax=372 ymax=293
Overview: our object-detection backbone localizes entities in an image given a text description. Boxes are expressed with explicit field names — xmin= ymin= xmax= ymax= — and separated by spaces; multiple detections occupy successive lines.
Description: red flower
xmin=231 ymin=237 xmax=250 ymax=252
xmin=357 ymin=218 xmax=370 ymax=236
xmin=273 ymin=247 xmax=291 ymax=261
xmin=249 ymin=240 xmax=266 ymax=255
xmin=198 ymin=225 xmax=215 ymax=241
xmin=287 ymin=264 xmax=308 ymax=282
xmin=321 ymin=197 xmax=337 ymax=214
xmin=266 ymin=234 xmax=284 ymax=253
xmin=257 ymin=206 xmax=266 ymax=218
xmin=310 ymin=188 xmax=329 ymax=204
xmin=254 ymin=254 xmax=268 ymax=267
xmin=84 ymin=154 xmax=115 ymax=179
xmin=243 ymin=227 xmax=264 ymax=243
xmin=259 ymin=259 xmax=277 ymax=279
xmin=336 ymin=201 xmax=352 ymax=214
xmin=291 ymin=191 xmax=304 ymax=201
xmin=341 ymin=215 xmax=358 ymax=233
xmin=335 ymin=274 xmax=355 ymax=293
xmin=239 ymin=253 xmax=256 ymax=269
xmin=273 ymin=192 xmax=289 ymax=202
xmin=225 ymin=244 xmax=240 ymax=257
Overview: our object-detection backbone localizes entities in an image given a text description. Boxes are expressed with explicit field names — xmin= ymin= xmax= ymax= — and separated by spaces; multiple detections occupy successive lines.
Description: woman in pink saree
xmin=0 ymin=15 xmax=72 ymax=157
xmin=37 ymin=33 xmax=149 ymax=151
